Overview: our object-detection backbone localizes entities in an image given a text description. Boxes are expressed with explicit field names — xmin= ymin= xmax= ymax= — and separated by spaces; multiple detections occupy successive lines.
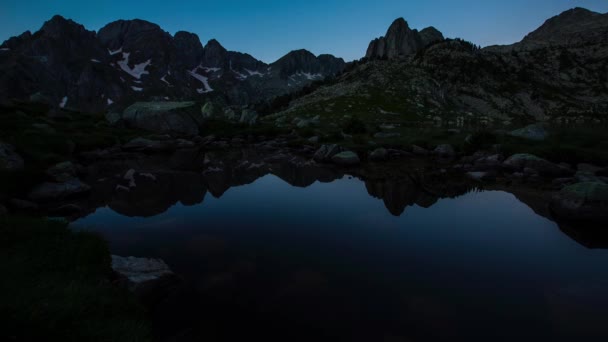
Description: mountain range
xmin=274 ymin=7 xmax=608 ymax=127
xmin=0 ymin=16 xmax=345 ymax=113
xmin=1 ymin=7 xmax=607 ymax=126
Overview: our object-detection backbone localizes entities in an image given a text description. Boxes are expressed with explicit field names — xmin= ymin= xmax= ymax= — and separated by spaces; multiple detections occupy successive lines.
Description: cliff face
xmin=366 ymin=18 xmax=444 ymax=59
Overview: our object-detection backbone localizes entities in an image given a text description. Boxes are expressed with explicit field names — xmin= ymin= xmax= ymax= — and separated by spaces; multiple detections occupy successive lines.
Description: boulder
xmin=122 ymin=102 xmax=202 ymax=136
xmin=48 ymin=204 xmax=82 ymax=217
xmin=28 ymin=179 xmax=91 ymax=202
xmin=308 ymin=136 xmax=320 ymax=144
xmin=123 ymin=137 xmax=175 ymax=153
xmin=434 ymin=144 xmax=456 ymax=157
xmin=466 ymin=171 xmax=496 ymax=182
xmin=46 ymin=161 xmax=77 ymax=182
xmin=8 ymin=199 xmax=39 ymax=211
xmin=331 ymin=151 xmax=360 ymax=166
xmin=503 ymin=153 xmax=573 ymax=177
xmin=550 ymin=182 xmax=608 ymax=222
xmin=105 ymin=112 xmax=122 ymax=126
xmin=373 ymin=132 xmax=401 ymax=139
xmin=412 ymin=145 xmax=429 ymax=156
xmin=509 ymin=124 xmax=549 ymax=141
xmin=239 ymin=109 xmax=258 ymax=125
xmin=473 ymin=154 xmax=504 ymax=171
xmin=577 ymin=163 xmax=602 ymax=174
xmin=111 ymin=255 xmax=177 ymax=299
xmin=313 ymin=144 xmax=343 ymax=162
xmin=0 ymin=142 xmax=24 ymax=171
xmin=369 ymin=148 xmax=388 ymax=162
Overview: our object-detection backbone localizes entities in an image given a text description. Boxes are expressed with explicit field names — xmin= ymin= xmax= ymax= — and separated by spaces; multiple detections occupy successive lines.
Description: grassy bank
xmin=0 ymin=217 xmax=150 ymax=342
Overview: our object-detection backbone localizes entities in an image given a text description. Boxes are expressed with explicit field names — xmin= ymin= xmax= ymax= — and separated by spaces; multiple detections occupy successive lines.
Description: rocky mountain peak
xmin=173 ymin=31 xmax=204 ymax=68
xmin=366 ymin=17 xmax=443 ymax=60
xmin=40 ymin=15 xmax=93 ymax=40
xmin=203 ymin=39 xmax=228 ymax=67
xmin=98 ymin=19 xmax=168 ymax=50
xmin=521 ymin=7 xmax=608 ymax=47
xmin=419 ymin=26 xmax=444 ymax=46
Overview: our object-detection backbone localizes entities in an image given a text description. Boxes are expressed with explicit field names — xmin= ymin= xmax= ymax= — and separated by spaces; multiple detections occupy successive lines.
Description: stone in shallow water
xmin=332 ymin=151 xmax=360 ymax=166
xmin=46 ymin=161 xmax=78 ymax=182
xmin=503 ymin=153 xmax=572 ymax=177
xmin=313 ymin=144 xmax=343 ymax=162
xmin=28 ymin=179 xmax=91 ymax=202
xmin=434 ymin=144 xmax=455 ymax=157
xmin=111 ymin=255 xmax=174 ymax=286
xmin=550 ymin=182 xmax=608 ymax=223
xmin=111 ymin=255 xmax=180 ymax=304
xmin=369 ymin=148 xmax=388 ymax=162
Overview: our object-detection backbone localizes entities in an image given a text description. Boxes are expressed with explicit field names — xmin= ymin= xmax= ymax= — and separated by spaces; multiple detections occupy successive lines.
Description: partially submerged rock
xmin=28 ymin=179 xmax=91 ymax=202
xmin=412 ymin=145 xmax=429 ymax=156
xmin=313 ymin=144 xmax=344 ymax=162
xmin=509 ymin=123 xmax=549 ymax=141
xmin=111 ymin=255 xmax=178 ymax=300
xmin=46 ymin=161 xmax=78 ymax=182
xmin=331 ymin=151 xmax=360 ymax=166
xmin=503 ymin=153 xmax=572 ymax=177
xmin=123 ymin=137 xmax=175 ymax=153
xmin=123 ymin=102 xmax=202 ymax=136
xmin=550 ymin=182 xmax=608 ymax=223
xmin=0 ymin=142 xmax=24 ymax=171
xmin=434 ymin=144 xmax=456 ymax=157
xmin=466 ymin=171 xmax=496 ymax=182
xmin=369 ymin=148 xmax=388 ymax=162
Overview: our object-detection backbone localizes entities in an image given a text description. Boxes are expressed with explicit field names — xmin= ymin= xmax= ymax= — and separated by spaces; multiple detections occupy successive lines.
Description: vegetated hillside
xmin=266 ymin=8 xmax=608 ymax=131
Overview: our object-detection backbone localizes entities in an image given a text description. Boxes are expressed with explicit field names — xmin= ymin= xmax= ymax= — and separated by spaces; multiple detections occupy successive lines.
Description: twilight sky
xmin=1 ymin=0 xmax=607 ymax=63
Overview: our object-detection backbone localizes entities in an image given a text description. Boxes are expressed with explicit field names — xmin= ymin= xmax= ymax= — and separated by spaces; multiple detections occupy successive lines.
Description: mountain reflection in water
xmin=71 ymin=149 xmax=608 ymax=341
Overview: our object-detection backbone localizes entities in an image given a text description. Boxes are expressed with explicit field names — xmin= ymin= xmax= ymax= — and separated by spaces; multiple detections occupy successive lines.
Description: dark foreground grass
xmin=0 ymin=217 xmax=150 ymax=342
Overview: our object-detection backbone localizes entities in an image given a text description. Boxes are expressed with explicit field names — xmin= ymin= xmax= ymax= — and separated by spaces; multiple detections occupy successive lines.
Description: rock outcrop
xmin=550 ymin=182 xmax=608 ymax=223
xmin=366 ymin=18 xmax=444 ymax=59
xmin=122 ymin=102 xmax=203 ymax=136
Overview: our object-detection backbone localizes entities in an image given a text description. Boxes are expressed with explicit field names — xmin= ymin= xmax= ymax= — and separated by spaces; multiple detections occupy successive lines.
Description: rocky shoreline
xmin=2 ymin=131 xmax=606 ymax=225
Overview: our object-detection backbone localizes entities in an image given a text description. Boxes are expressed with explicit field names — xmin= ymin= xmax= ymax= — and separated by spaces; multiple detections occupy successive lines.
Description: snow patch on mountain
xmin=108 ymin=47 xmax=123 ymax=56
xmin=245 ymin=69 xmax=264 ymax=77
xmin=131 ymin=86 xmax=143 ymax=92
xmin=107 ymin=98 xmax=114 ymax=105
xmin=117 ymin=52 xmax=151 ymax=80
xmin=201 ymin=67 xmax=221 ymax=73
xmin=160 ymin=74 xmax=171 ymax=86
xmin=90 ymin=59 xmax=101 ymax=63
xmin=188 ymin=66 xmax=213 ymax=93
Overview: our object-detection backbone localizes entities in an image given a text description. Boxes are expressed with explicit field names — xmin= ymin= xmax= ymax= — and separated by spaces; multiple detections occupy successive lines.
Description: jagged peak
xmin=174 ymin=31 xmax=200 ymax=40
xmin=41 ymin=15 xmax=87 ymax=36
xmin=205 ymin=39 xmax=225 ymax=49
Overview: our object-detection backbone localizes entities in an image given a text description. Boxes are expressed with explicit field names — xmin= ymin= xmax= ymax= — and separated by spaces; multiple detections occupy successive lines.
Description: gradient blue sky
xmin=1 ymin=0 xmax=607 ymax=62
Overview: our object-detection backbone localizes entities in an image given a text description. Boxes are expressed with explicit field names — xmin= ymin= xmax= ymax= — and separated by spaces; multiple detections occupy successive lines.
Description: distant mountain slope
xmin=0 ymin=16 xmax=345 ymax=112
xmin=269 ymin=8 xmax=608 ymax=128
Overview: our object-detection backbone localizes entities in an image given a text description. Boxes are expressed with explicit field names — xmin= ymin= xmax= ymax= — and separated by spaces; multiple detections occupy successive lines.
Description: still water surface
xmin=74 ymin=174 xmax=608 ymax=341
